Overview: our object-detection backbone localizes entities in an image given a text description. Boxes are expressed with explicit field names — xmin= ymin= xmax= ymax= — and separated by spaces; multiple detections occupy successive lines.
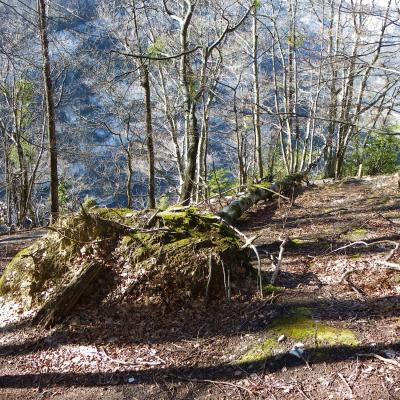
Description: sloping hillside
xmin=1 ymin=175 xmax=399 ymax=400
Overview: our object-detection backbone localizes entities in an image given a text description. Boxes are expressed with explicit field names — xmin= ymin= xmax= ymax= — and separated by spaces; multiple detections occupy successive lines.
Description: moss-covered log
xmin=32 ymin=261 xmax=102 ymax=328
xmin=218 ymin=173 xmax=305 ymax=224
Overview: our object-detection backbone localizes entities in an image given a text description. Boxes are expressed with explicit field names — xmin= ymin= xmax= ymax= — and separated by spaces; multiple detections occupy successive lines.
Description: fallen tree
xmin=218 ymin=173 xmax=305 ymax=224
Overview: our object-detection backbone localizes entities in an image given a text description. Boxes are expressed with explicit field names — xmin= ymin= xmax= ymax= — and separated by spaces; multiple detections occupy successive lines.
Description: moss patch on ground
xmin=238 ymin=307 xmax=358 ymax=365
xmin=270 ymin=308 xmax=358 ymax=346
xmin=262 ymin=284 xmax=284 ymax=295
xmin=344 ymin=228 xmax=368 ymax=241
xmin=239 ymin=338 xmax=278 ymax=363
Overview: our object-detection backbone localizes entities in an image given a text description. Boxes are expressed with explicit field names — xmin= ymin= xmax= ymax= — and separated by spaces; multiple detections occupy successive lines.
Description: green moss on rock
xmin=0 ymin=245 xmax=36 ymax=297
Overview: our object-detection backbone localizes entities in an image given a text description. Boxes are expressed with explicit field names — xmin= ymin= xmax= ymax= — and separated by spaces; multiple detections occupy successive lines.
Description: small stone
xmin=234 ymin=370 xmax=243 ymax=377
xmin=128 ymin=377 xmax=135 ymax=384
xmin=277 ymin=335 xmax=286 ymax=343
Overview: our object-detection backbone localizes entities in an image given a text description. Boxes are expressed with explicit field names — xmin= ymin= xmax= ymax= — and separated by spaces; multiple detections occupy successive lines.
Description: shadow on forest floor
xmin=1 ymin=340 xmax=400 ymax=388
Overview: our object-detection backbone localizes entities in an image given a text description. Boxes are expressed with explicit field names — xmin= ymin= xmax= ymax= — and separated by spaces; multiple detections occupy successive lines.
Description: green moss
xmin=239 ymin=338 xmax=278 ymax=363
xmin=270 ymin=308 xmax=358 ymax=347
xmin=237 ymin=307 xmax=358 ymax=365
xmin=0 ymin=245 xmax=36 ymax=296
xmin=348 ymin=253 xmax=362 ymax=260
xmin=287 ymin=238 xmax=310 ymax=249
xmin=262 ymin=284 xmax=283 ymax=295
xmin=2 ymin=206 xmax=249 ymax=309
xmin=345 ymin=228 xmax=368 ymax=241
xmin=391 ymin=275 xmax=400 ymax=284
xmin=383 ymin=211 xmax=400 ymax=219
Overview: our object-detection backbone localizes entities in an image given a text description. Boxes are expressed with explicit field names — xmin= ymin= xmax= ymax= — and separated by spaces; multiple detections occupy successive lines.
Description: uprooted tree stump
xmin=0 ymin=173 xmax=305 ymax=327
xmin=0 ymin=207 xmax=249 ymax=327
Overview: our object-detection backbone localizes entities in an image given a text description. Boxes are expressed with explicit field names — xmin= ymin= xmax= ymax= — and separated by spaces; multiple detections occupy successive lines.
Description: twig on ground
xmin=326 ymin=239 xmax=399 ymax=262
xmin=338 ymin=372 xmax=354 ymax=398
xmin=357 ymin=353 xmax=400 ymax=368
xmin=296 ymin=385 xmax=311 ymax=400
xmin=144 ymin=209 xmax=159 ymax=228
xmin=381 ymin=379 xmax=395 ymax=400
xmin=178 ymin=376 xmax=256 ymax=396
xmin=98 ymin=346 xmax=164 ymax=367
xmin=205 ymin=254 xmax=213 ymax=302
xmin=375 ymin=260 xmax=400 ymax=270
xmin=339 ymin=269 xmax=365 ymax=298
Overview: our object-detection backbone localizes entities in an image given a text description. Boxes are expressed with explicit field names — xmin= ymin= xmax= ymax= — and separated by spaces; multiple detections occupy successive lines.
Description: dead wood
xmin=218 ymin=173 xmax=305 ymax=224
xmin=32 ymin=261 xmax=102 ymax=328
xmin=271 ymin=237 xmax=289 ymax=285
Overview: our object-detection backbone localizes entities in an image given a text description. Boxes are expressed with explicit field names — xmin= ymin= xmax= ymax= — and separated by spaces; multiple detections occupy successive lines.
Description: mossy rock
xmin=0 ymin=246 xmax=37 ymax=300
xmin=1 ymin=207 xmax=249 ymax=310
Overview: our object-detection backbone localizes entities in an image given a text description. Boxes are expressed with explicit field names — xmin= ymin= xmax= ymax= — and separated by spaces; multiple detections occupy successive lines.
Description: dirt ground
xmin=1 ymin=175 xmax=400 ymax=399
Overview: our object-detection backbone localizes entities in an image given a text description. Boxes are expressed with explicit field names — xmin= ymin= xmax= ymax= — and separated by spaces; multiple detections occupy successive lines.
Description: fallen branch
xmin=327 ymin=240 xmax=398 ymax=259
xmin=218 ymin=173 xmax=305 ymax=224
xmin=251 ymin=184 xmax=291 ymax=201
xmin=99 ymin=346 xmax=164 ymax=367
xmin=217 ymin=218 xmax=263 ymax=296
xmin=178 ymin=376 xmax=256 ymax=396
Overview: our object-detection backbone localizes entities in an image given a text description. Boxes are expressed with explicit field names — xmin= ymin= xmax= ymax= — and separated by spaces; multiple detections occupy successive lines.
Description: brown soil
xmin=1 ymin=176 xmax=400 ymax=399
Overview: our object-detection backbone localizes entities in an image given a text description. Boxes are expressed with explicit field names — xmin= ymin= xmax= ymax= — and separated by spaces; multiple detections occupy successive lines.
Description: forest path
xmin=0 ymin=229 xmax=47 ymax=275
xmin=0 ymin=176 xmax=400 ymax=399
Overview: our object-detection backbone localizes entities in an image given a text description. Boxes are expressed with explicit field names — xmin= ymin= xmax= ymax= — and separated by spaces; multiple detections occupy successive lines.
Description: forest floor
xmin=1 ymin=175 xmax=400 ymax=399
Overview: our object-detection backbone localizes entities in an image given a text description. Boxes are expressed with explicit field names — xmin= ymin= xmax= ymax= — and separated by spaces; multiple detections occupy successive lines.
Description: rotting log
xmin=218 ymin=173 xmax=305 ymax=224
xmin=32 ymin=261 xmax=102 ymax=328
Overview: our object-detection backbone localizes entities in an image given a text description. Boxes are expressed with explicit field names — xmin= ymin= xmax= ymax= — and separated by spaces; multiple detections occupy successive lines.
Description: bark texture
xmin=218 ymin=173 xmax=304 ymax=224
xmin=32 ymin=262 xmax=102 ymax=328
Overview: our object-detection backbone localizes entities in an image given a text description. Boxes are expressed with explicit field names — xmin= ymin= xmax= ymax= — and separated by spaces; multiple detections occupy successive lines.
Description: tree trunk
xmin=180 ymin=105 xmax=199 ymax=205
xmin=2 ymin=128 xmax=11 ymax=225
xmin=141 ymin=65 xmax=156 ymax=209
xmin=252 ymin=6 xmax=263 ymax=179
xmin=38 ymin=0 xmax=59 ymax=221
